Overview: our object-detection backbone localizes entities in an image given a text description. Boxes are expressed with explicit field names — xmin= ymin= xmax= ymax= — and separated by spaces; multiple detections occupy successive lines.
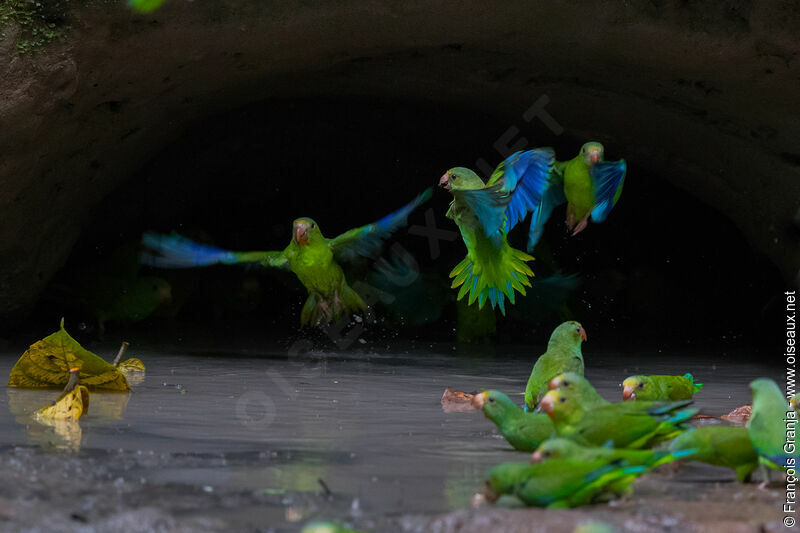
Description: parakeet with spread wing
xmin=140 ymin=189 xmax=431 ymax=327
xmin=439 ymin=149 xmax=555 ymax=313
xmin=527 ymin=142 xmax=626 ymax=249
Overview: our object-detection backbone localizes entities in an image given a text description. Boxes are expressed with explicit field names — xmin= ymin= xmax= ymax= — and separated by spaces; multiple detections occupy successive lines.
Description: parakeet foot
xmin=571 ymin=215 xmax=590 ymax=236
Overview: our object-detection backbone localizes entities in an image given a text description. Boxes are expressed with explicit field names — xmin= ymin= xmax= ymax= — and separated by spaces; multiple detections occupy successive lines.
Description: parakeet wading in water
xmin=141 ymin=189 xmax=431 ymax=327
xmin=524 ymin=321 xmax=587 ymax=411
xmin=527 ymin=142 xmax=626 ymax=249
xmin=439 ymin=149 xmax=555 ymax=313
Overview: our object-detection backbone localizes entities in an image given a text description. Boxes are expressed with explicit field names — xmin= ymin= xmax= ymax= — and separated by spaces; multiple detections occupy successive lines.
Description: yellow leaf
xmin=117 ymin=357 xmax=146 ymax=373
xmin=34 ymin=385 xmax=90 ymax=422
xmin=8 ymin=320 xmax=130 ymax=391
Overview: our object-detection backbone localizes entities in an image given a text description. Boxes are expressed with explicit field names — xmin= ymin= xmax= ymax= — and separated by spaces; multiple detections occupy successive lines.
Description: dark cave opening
xmin=30 ymin=96 xmax=785 ymax=354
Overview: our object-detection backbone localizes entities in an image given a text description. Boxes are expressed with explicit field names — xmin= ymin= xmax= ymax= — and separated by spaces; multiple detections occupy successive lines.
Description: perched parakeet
xmin=540 ymin=388 xmax=695 ymax=449
xmin=622 ymin=373 xmax=702 ymax=402
xmin=747 ymin=378 xmax=797 ymax=470
xmin=532 ymin=437 xmax=691 ymax=469
xmin=528 ymin=142 xmax=626 ymax=248
xmin=141 ymin=190 xmax=431 ymax=327
xmin=484 ymin=458 xmax=644 ymax=508
xmin=668 ymin=426 xmax=759 ymax=482
xmin=439 ymin=149 xmax=555 ymax=313
xmin=471 ymin=390 xmax=554 ymax=452
xmin=524 ymin=321 xmax=587 ymax=411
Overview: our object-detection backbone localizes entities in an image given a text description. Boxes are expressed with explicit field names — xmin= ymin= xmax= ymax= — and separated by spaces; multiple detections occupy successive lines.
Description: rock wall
xmin=1 ymin=0 xmax=799 ymax=321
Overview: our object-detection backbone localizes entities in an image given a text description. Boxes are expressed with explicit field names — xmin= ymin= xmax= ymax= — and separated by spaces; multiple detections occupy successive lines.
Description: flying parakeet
xmin=484 ymin=458 xmax=644 ymax=508
xmin=532 ymin=437 xmax=691 ymax=469
xmin=471 ymin=390 xmax=554 ymax=452
xmin=622 ymin=373 xmax=702 ymax=402
xmin=439 ymin=149 xmax=555 ymax=313
xmin=747 ymin=378 xmax=798 ymax=471
xmin=668 ymin=425 xmax=759 ymax=482
xmin=540 ymin=387 xmax=695 ymax=449
xmin=524 ymin=321 xmax=587 ymax=411
xmin=141 ymin=189 xmax=431 ymax=327
xmin=527 ymin=142 xmax=626 ymax=249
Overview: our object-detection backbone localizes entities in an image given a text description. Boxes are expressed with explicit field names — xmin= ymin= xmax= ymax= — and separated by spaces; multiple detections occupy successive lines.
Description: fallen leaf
xmin=34 ymin=385 xmax=90 ymax=422
xmin=721 ymin=404 xmax=752 ymax=424
xmin=8 ymin=319 xmax=130 ymax=391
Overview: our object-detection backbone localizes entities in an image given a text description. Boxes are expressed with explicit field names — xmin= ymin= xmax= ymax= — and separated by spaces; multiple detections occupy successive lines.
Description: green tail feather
xmin=684 ymin=373 xmax=703 ymax=393
xmin=300 ymin=285 xmax=367 ymax=326
xmin=449 ymin=247 xmax=534 ymax=315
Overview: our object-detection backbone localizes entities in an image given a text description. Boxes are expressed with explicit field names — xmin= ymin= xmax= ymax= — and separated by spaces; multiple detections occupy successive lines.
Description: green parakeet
xmin=471 ymin=390 xmax=554 ymax=452
xmin=524 ymin=321 xmax=587 ymax=411
xmin=668 ymin=425 xmax=759 ymax=482
xmin=747 ymin=378 xmax=797 ymax=470
xmin=301 ymin=521 xmax=363 ymax=533
xmin=532 ymin=437 xmax=691 ymax=469
xmin=527 ymin=142 xmax=626 ymax=248
xmin=141 ymin=190 xmax=431 ymax=327
xmin=439 ymin=149 xmax=555 ymax=313
xmin=484 ymin=458 xmax=644 ymax=508
xmin=540 ymin=388 xmax=695 ymax=449
xmin=622 ymin=373 xmax=702 ymax=401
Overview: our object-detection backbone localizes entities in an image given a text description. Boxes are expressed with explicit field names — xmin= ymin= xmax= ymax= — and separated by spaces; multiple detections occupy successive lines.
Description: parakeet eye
xmin=450 ymin=174 xmax=457 ymax=180
xmin=575 ymin=327 xmax=581 ymax=334
xmin=562 ymin=381 xmax=570 ymax=387
xmin=544 ymin=451 xmax=552 ymax=457
xmin=488 ymin=397 xmax=495 ymax=403
xmin=638 ymin=383 xmax=644 ymax=389
xmin=559 ymin=397 xmax=566 ymax=403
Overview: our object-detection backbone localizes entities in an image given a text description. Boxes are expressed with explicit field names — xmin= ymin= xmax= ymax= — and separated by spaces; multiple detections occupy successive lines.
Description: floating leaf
xmin=35 ymin=386 xmax=89 ymax=422
xmin=8 ymin=319 xmax=130 ymax=391
xmin=117 ymin=358 xmax=145 ymax=372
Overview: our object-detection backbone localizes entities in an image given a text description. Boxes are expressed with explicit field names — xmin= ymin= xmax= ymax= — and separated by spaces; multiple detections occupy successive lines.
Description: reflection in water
xmin=0 ymin=348 xmax=783 ymax=525
xmin=6 ymin=388 xmax=132 ymax=451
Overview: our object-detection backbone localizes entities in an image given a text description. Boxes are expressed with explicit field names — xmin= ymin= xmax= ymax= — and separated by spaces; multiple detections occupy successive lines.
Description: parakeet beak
xmin=294 ymin=222 xmax=309 ymax=246
xmin=580 ymin=326 xmax=588 ymax=342
xmin=589 ymin=151 xmax=600 ymax=164
xmin=531 ymin=450 xmax=543 ymax=463
xmin=539 ymin=391 xmax=556 ymax=415
xmin=470 ymin=391 xmax=486 ymax=410
xmin=548 ymin=376 xmax=562 ymax=390
xmin=622 ymin=385 xmax=635 ymax=401
xmin=439 ymin=173 xmax=451 ymax=190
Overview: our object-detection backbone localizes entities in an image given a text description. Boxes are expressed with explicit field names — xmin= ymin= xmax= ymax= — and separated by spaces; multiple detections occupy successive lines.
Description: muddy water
xmin=0 ymin=343 xmax=783 ymax=532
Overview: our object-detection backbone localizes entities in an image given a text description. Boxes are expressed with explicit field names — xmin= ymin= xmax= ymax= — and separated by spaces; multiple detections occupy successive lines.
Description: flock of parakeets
xmin=462 ymin=320 xmax=797 ymax=508
xmin=140 ymin=142 xmax=626 ymax=328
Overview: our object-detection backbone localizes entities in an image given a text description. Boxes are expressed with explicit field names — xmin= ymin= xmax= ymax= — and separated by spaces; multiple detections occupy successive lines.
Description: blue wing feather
xmin=526 ymin=170 xmax=566 ymax=251
xmin=590 ymin=159 xmax=626 ymax=223
xmin=331 ymin=188 xmax=432 ymax=262
xmin=140 ymin=232 xmax=238 ymax=268
xmin=495 ymin=148 xmax=556 ymax=233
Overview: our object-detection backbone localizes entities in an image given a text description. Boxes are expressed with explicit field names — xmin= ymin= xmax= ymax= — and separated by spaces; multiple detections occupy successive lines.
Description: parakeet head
xmin=531 ymin=438 xmax=581 ymax=463
xmin=539 ymin=389 xmax=574 ymax=422
xmin=549 ymin=321 xmax=588 ymax=347
xmin=292 ymin=218 xmax=323 ymax=246
xmin=579 ymin=142 xmax=605 ymax=166
xmin=791 ymin=395 xmax=800 ymax=411
xmin=548 ymin=372 xmax=591 ymax=393
xmin=137 ymin=276 xmax=173 ymax=305
xmin=471 ymin=390 xmax=518 ymax=422
xmin=749 ymin=378 xmax=784 ymax=407
xmin=622 ymin=376 xmax=649 ymax=401
xmin=439 ymin=167 xmax=486 ymax=192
